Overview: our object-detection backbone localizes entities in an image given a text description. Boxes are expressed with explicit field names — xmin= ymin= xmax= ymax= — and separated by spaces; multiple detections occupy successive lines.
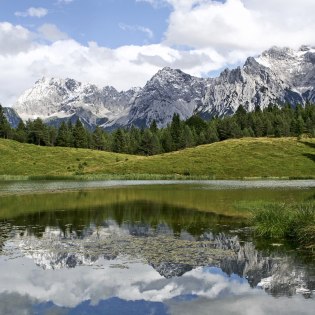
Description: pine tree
xmin=149 ymin=120 xmax=158 ymax=134
xmin=217 ymin=118 xmax=232 ymax=140
xmin=305 ymin=117 xmax=315 ymax=137
xmin=253 ymin=116 xmax=264 ymax=137
xmin=235 ymin=105 xmax=247 ymax=130
xmin=230 ymin=119 xmax=242 ymax=138
xmin=198 ymin=131 xmax=207 ymax=144
xmin=205 ymin=123 xmax=219 ymax=143
xmin=48 ymin=126 xmax=58 ymax=146
xmin=295 ymin=115 xmax=305 ymax=137
xmin=265 ymin=118 xmax=274 ymax=136
xmin=161 ymin=127 xmax=173 ymax=153
xmin=67 ymin=121 xmax=74 ymax=147
xmin=151 ymin=133 xmax=161 ymax=155
xmin=27 ymin=118 xmax=49 ymax=145
xmin=181 ymin=125 xmax=195 ymax=148
xmin=73 ymin=119 xmax=88 ymax=148
xmin=274 ymin=116 xmax=290 ymax=137
xmin=13 ymin=120 xmax=27 ymax=143
xmin=242 ymin=128 xmax=252 ymax=137
xmin=128 ymin=126 xmax=141 ymax=154
xmin=112 ymin=128 xmax=126 ymax=153
xmin=56 ymin=122 xmax=70 ymax=147
xmin=139 ymin=129 xmax=161 ymax=155
xmin=92 ymin=126 xmax=106 ymax=150
xmin=186 ymin=115 xmax=207 ymax=135
xmin=170 ymin=113 xmax=183 ymax=150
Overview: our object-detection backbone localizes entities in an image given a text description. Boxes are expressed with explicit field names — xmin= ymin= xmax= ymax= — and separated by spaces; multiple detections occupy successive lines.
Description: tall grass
xmin=251 ymin=202 xmax=315 ymax=248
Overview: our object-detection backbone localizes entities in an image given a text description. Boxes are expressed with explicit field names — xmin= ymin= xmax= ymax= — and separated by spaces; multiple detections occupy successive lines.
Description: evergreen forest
xmin=0 ymin=103 xmax=315 ymax=156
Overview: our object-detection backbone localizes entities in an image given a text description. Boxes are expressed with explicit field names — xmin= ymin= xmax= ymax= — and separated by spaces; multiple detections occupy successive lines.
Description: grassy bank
xmin=251 ymin=202 xmax=315 ymax=249
xmin=0 ymin=137 xmax=315 ymax=179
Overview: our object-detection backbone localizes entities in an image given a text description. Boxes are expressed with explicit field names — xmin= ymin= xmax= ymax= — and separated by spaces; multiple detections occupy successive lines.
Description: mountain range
xmin=7 ymin=222 xmax=314 ymax=296
xmin=4 ymin=45 xmax=315 ymax=130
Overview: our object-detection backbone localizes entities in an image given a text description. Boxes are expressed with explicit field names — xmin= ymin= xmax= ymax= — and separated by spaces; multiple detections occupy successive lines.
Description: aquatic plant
xmin=251 ymin=202 xmax=315 ymax=248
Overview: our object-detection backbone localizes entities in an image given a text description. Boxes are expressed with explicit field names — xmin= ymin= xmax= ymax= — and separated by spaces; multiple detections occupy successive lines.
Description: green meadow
xmin=1 ymin=137 xmax=315 ymax=179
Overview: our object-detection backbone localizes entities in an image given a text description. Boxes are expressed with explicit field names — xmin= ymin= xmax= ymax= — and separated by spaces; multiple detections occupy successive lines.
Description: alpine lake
xmin=0 ymin=180 xmax=315 ymax=315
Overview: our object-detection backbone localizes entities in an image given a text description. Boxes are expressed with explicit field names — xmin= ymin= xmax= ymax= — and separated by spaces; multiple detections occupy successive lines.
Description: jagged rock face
xmin=13 ymin=77 xmax=138 ymax=130
xmin=199 ymin=59 xmax=293 ymax=118
xmin=256 ymin=46 xmax=315 ymax=102
xmin=12 ymin=46 xmax=315 ymax=130
xmin=198 ymin=47 xmax=315 ymax=118
xmin=3 ymin=107 xmax=21 ymax=128
xmin=123 ymin=67 xmax=208 ymax=128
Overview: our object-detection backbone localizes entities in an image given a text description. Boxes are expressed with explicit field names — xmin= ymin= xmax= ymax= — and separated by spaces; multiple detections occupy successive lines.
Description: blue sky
xmin=0 ymin=0 xmax=171 ymax=48
xmin=0 ymin=0 xmax=315 ymax=106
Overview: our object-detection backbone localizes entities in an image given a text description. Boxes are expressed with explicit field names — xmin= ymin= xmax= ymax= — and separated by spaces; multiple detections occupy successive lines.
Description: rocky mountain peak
xmin=151 ymin=66 xmax=192 ymax=85
xmin=102 ymin=85 xmax=118 ymax=95
xmin=64 ymin=78 xmax=82 ymax=92
xmin=261 ymin=46 xmax=295 ymax=60
xmin=11 ymin=45 xmax=315 ymax=130
xmin=299 ymin=45 xmax=313 ymax=52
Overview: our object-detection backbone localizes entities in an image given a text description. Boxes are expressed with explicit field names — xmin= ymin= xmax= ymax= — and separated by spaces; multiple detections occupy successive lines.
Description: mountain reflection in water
xmin=0 ymin=192 xmax=315 ymax=314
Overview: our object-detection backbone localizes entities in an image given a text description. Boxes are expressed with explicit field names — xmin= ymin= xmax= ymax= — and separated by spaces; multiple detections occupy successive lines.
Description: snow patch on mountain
xmin=14 ymin=77 xmax=140 ymax=129
xmin=12 ymin=46 xmax=315 ymax=130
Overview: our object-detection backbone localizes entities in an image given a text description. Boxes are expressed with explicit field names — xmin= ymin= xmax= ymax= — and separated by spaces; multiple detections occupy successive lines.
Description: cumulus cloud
xmin=139 ymin=0 xmax=315 ymax=61
xmin=119 ymin=23 xmax=154 ymax=39
xmin=15 ymin=7 xmax=48 ymax=18
xmin=2 ymin=0 xmax=315 ymax=107
xmin=0 ymin=22 xmax=34 ymax=55
xmin=0 ymin=23 xmax=226 ymax=106
xmin=164 ymin=0 xmax=315 ymax=52
xmin=37 ymin=24 xmax=69 ymax=42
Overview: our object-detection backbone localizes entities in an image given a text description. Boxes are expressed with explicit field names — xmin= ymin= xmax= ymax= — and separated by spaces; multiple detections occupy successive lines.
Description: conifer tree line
xmin=0 ymin=103 xmax=315 ymax=155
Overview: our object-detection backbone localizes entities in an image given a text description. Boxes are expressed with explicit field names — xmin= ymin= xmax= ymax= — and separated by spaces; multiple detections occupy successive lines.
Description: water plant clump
xmin=251 ymin=202 xmax=315 ymax=248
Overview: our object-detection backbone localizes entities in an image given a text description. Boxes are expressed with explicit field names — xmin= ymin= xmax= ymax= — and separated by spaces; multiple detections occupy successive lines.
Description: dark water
xmin=0 ymin=181 xmax=315 ymax=314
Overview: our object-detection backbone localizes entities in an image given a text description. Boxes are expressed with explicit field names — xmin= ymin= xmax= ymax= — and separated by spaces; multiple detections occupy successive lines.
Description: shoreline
xmin=1 ymin=174 xmax=315 ymax=182
xmin=1 ymin=178 xmax=315 ymax=197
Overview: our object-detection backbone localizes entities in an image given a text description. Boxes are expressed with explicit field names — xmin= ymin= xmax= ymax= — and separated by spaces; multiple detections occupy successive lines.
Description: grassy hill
xmin=0 ymin=137 xmax=315 ymax=179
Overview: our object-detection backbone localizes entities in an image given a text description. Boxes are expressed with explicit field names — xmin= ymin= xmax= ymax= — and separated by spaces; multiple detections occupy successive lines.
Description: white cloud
xmin=15 ymin=7 xmax=48 ymax=18
xmin=2 ymin=0 xmax=315 ymax=107
xmin=119 ymin=23 xmax=154 ymax=39
xmin=164 ymin=0 xmax=315 ymax=53
xmin=138 ymin=0 xmax=315 ymax=56
xmin=0 ymin=23 xmax=226 ymax=107
xmin=38 ymin=24 xmax=68 ymax=42
xmin=0 ymin=22 xmax=34 ymax=55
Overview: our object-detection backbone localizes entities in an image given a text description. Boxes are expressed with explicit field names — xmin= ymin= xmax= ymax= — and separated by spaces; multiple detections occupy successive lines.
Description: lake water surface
xmin=0 ymin=181 xmax=315 ymax=314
